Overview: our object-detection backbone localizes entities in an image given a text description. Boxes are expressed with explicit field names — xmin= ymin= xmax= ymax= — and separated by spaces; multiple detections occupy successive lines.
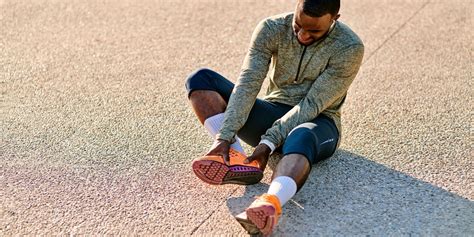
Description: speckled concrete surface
xmin=1 ymin=0 xmax=473 ymax=235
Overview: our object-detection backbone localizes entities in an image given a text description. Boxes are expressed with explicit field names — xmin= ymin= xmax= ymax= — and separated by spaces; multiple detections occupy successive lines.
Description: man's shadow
xmin=226 ymin=150 xmax=474 ymax=236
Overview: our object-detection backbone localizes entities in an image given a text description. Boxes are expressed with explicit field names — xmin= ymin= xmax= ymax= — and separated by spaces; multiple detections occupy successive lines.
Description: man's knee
xmin=185 ymin=68 xmax=214 ymax=96
xmin=286 ymin=123 xmax=318 ymax=145
xmin=282 ymin=123 xmax=318 ymax=163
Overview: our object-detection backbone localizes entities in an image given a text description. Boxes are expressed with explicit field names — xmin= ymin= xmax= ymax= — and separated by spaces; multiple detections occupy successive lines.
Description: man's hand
xmin=206 ymin=139 xmax=231 ymax=165
xmin=245 ymin=143 xmax=271 ymax=166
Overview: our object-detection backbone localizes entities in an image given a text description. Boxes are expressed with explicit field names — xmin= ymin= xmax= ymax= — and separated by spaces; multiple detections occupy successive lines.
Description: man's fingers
xmin=244 ymin=155 xmax=255 ymax=164
xmin=223 ymin=153 xmax=230 ymax=166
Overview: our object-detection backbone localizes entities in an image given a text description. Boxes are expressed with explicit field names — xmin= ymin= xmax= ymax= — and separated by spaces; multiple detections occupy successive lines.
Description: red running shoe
xmin=238 ymin=194 xmax=282 ymax=236
xmin=192 ymin=148 xmax=263 ymax=185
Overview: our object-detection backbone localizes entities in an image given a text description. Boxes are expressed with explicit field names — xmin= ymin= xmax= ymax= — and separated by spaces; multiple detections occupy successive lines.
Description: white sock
xmin=204 ymin=113 xmax=246 ymax=155
xmin=267 ymin=176 xmax=297 ymax=206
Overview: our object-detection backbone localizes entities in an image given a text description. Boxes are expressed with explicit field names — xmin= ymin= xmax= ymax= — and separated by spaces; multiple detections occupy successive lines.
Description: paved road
xmin=1 ymin=0 xmax=473 ymax=235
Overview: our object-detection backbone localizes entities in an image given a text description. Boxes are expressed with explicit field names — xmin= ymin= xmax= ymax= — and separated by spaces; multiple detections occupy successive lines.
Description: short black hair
xmin=300 ymin=0 xmax=340 ymax=17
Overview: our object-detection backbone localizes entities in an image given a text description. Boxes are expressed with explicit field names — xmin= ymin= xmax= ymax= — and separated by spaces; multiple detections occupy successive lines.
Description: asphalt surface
xmin=1 ymin=0 xmax=473 ymax=235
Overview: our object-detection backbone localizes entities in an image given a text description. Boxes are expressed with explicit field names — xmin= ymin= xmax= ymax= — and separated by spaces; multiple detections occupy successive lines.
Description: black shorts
xmin=185 ymin=68 xmax=339 ymax=164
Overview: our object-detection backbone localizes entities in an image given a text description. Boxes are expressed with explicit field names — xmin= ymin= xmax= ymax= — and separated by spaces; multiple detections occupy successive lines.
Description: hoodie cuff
xmin=259 ymin=139 xmax=276 ymax=154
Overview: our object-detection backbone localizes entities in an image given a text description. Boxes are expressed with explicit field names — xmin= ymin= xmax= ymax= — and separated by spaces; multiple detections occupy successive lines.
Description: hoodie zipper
xmin=292 ymin=21 xmax=337 ymax=83
xmin=294 ymin=46 xmax=307 ymax=83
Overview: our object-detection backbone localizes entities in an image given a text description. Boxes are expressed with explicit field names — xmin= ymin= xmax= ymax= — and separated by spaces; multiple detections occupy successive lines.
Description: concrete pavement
xmin=1 ymin=0 xmax=473 ymax=235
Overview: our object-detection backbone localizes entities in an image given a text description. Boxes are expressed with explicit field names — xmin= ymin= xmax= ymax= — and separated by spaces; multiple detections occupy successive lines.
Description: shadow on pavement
xmin=226 ymin=150 xmax=474 ymax=236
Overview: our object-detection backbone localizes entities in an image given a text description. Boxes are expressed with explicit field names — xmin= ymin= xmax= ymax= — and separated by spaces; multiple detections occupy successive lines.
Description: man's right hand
xmin=206 ymin=139 xmax=231 ymax=166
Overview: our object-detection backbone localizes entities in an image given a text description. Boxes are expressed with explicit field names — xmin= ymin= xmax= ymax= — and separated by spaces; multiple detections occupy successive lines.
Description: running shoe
xmin=235 ymin=211 xmax=261 ymax=235
xmin=238 ymin=194 xmax=282 ymax=236
xmin=192 ymin=148 xmax=263 ymax=185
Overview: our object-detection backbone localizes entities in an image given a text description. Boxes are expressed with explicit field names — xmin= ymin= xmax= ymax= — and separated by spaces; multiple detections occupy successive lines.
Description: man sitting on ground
xmin=185 ymin=0 xmax=364 ymax=235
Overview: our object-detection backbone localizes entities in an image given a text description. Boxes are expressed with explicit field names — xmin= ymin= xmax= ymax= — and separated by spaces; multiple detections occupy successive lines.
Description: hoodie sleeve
xmin=261 ymin=43 xmax=365 ymax=147
xmin=216 ymin=19 xmax=279 ymax=142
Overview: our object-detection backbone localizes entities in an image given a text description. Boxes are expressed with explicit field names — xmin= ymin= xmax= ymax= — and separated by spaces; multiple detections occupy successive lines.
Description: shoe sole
xmin=235 ymin=214 xmax=262 ymax=236
xmin=192 ymin=159 xmax=263 ymax=185
xmin=246 ymin=204 xmax=276 ymax=236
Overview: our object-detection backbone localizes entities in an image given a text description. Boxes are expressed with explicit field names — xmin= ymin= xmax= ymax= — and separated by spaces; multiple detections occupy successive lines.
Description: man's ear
xmin=334 ymin=14 xmax=341 ymax=21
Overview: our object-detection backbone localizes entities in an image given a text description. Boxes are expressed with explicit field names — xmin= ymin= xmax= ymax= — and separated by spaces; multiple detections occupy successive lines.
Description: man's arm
xmin=216 ymin=19 xmax=279 ymax=142
xmin=261 ymin=44 xmax=365 ymax=149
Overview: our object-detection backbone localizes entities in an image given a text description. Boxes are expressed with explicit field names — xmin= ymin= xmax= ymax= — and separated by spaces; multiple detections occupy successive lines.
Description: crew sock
xmin=267 ymin=176 xmax=297 ymax=206
xmin=204 ymin=113 xmax=246 ymax=155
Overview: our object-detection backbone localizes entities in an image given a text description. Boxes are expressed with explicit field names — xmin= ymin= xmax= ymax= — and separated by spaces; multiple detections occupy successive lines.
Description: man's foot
xmin=238 ymin=194 xmax=282 ymax=236
xmin=192 ymin=148 xmax=263 ymax=185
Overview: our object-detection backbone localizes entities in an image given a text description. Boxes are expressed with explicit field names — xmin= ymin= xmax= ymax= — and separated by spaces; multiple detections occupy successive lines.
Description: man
xmin=185 ymin=0 xmax=364 ymax=235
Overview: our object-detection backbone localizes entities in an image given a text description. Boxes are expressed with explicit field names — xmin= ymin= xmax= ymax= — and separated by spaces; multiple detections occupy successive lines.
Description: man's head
xmin=293 ymin=0 xmax=341 ymax=45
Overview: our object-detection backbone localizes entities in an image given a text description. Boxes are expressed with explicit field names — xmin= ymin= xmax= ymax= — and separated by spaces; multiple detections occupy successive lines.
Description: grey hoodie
xmin=217 ymin=12 xmax=364 ymax=148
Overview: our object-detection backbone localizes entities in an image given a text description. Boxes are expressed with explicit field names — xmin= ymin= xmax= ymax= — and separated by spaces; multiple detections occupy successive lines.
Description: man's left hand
xmin=245 ymin=143 xmax=271 ymax=165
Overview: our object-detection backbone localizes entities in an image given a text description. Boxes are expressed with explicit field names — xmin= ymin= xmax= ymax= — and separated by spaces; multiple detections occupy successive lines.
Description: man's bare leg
xmin=272 ymin=153 xmax=311 ymax=189
xmin=188 ymin=90 xmax=227 ymax=124
xmin=188 ymin=89 xmax=246 ymax=155
xmin=189 ymin=90 xmax=263 ymax=185
xmin=237 ymin=154 xmax=310 ymax=235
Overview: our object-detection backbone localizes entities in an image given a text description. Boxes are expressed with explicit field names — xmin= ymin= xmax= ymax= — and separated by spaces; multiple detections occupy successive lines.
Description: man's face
xmin=292 ymin=4 xmax=339 ymax=46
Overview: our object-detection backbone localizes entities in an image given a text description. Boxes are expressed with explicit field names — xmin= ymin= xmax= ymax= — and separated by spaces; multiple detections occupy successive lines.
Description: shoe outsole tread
xmin=246 ymin=204 xmax=276 ymax=235
xmin=192 ymin=159 xmax=263 ymax=185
